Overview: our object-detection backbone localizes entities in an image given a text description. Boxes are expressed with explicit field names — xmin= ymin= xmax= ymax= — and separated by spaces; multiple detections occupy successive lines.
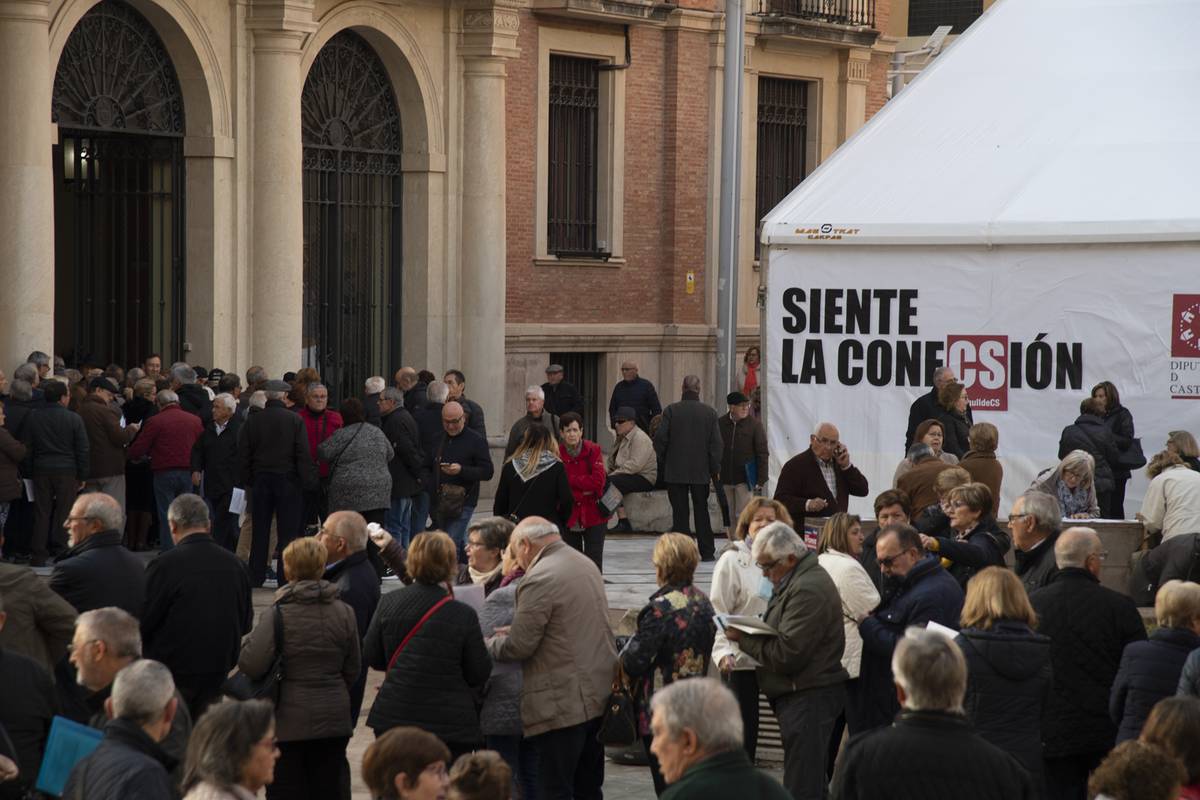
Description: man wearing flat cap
xmin=541 ymin=364 xmax=584 ymax=418
xmin=718 ymin=391 xmax=768 ymax=528
xmin=78 ymin=376 xmax=140 ymax=512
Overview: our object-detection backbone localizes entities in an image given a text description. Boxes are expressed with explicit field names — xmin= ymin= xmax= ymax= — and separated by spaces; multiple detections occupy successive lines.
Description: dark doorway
xmin=550 ymin=352 xmax=601 ymax=441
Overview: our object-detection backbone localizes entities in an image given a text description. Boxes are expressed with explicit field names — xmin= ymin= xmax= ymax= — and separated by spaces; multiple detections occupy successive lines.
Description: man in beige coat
xmin=487 ymin=517 xmax=617 ymax=799
xmin=607 ymin=405 xmax=658 ymax=533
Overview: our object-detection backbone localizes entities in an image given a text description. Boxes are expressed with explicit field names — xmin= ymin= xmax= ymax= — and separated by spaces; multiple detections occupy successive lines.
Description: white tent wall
xmin=765 ymin=242 xmax=1200 ymax=518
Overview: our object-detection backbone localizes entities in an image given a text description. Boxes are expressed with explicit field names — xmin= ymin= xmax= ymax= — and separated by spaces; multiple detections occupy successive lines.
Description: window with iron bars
xmin=755 ymin=77 xmax=810 ymax=258
xmin=547 ymin=55 xmax=605 ymax=259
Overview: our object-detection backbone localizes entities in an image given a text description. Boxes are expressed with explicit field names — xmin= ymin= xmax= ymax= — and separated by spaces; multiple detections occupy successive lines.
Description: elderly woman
xmin=1168 ymin=430 xmax=1200 ymax=472
xmin=456 ymin=516 xmax=513 ymax=596
xmin=817 ymin=513 xmax=880 ymax=751
xmin=936 ymin=382 xmax=971 ymax=459
xmin=893 ymin=419 xmax=959 ymax=484
xmin=493 ymin=425 xmax=572 ymax=528
xmin=1139 ymin=450 xmax=1200 ymax=543
xmin=959 ymin=423 xmax=1003 ymax=517
xmin=1092 ymin=380 xmax=1137 ymax=519
xmin=620 ymin=532 xmax=716 ymax=795
xmin=361 ymin=727 xmax=451 ymax=800
xmin=1032 ymin=449 xmax=1100 ymax=518
xmin=914 ymin=465 xmax=972 ymax=537
xmin=558 ymin=411 xmax=608 ymax=570
xmin=181 ymin=699 xmax=278 ymax=799
xmin=364 ymin=532 xmax=491 ymax=760
xmin=318 ymin=397 xmax=393 ymax=527
xmin=1112 ymin=581 xmax=1200 ymax=743
xmin=711 ymin=497 xmax=793 ymax=761
xmin=237 ymin=537 xmax=360 ymax=800
xmin=919 ymin=482 xmax=1010 ymax=587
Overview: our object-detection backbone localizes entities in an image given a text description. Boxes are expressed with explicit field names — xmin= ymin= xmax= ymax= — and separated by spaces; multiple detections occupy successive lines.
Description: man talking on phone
xmin=774 ymin=422 xmax=869 ymax=527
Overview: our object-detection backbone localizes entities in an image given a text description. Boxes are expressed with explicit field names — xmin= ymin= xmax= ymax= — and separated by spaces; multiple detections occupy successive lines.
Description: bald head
xmin=621 ymin=361 xmax=639 ymax=381
xmin=442 ymin=401 xmax=466 ymax=436
xmin=1056 ymin=526 xmax=1103 ymax=574
xmin=510 ymin=515 xmax=562 ymax=569
xmin=324 ymin=510 xmax=367 ymax=556
xmin=396 ymin=367 xmax=417 ymax=390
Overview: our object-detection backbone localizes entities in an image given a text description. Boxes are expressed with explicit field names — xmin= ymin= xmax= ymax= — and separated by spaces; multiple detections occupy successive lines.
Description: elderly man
xmin=487 ymin=517 xmax=616 ymax=799
xmin=856 ymin=524 xmax=963 ymax=734
xmin=1030 ymin=527 xmax=1146 ymax=800
xmin=50 ymin=494 xmax=144 ymax=617
xmin=505 ymin=385 xmax=560 ymax=458
xmin=379 ymin=387 xmax=423 ymax=547
xmin=1010 ymin=490 xmax=1062 ymax=594
xmin=606 ymin=406 xmax=658 ymax=533
xmin=363 ymin=375 xmax=386 ymax=427
xmin=189 ymin=392 xmax=243 ymax=551
xmin=169 ymin=362 xmax=213 ymax=427
xmin=77 ymin=377 xmax=139 ymax=511
xmin=650 ymin=678 xmax=791 ymax=800
xmin=395 ymin=366 xmax=427 ymax=413
xmin=425 ymin=400 xmax=493 ymax=560
xmin=0 ymin=594 xmax=58 ymax=800
xmin=297 ymin=382 xmax=342 ymax=525
xmin=23 ymin=379 xmax=89 ymax=565
xmin=724 ymin=522 xmax=846 ymax=800
xmin=127 ymin=389 xmax=203 ymax=553
xmin=443 ymin=369 xmax=486 ymax=438
xmin=142 ymin=495 xmax=252 ymax=719
xmin=832 ymin=629 xmax=1036 ymax=799
xmin=654 ymin=376 xmax=723 ymax=560
xmin=896 ymin=442 xmax=954 ymax=512
xmin=904 ymin=366 xmax=972 ymax=452
xmin=718 ymin=391 xmax=768 ymax=528
xmin=62 ymin=659 xmax=178 ymax=800
xmin=541 ymin=363 xmax=583 ymax=418
xmin=25 ymin=351 xmax=51 ymax=380
xmin=774 ymin=422 xmax=869 ymax=528
xmin=607 ymin=361 xmax=661 ymax=432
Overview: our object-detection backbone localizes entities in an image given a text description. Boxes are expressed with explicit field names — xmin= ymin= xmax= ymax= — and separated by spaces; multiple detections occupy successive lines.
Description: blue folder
xmin=35 ymin=716 xmax=104 ymax=797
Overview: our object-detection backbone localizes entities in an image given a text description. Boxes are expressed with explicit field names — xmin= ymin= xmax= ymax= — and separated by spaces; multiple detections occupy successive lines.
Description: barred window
xmin=547 ymin=55 xmax=601 ymax=256
xmin=908 ymin=0 xmax=983 ymax=35
xmin=756 ymin=77 xmax=809 ymax=256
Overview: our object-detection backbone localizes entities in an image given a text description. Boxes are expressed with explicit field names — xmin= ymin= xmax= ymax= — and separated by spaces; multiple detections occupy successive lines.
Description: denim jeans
xmin=408 ymin=492 xmax=430 ymax=545
xmin=444 ymin=504 xmax=476 ymax=563
xmin=153 ymin=469 xmax=194 ymax=552
xmin=384 ymin=495 xmax=413 ymax=547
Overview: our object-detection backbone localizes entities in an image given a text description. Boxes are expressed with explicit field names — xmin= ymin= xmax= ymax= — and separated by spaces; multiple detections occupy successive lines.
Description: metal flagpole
xmin=715 ymin=0 xmax=745 ymax=407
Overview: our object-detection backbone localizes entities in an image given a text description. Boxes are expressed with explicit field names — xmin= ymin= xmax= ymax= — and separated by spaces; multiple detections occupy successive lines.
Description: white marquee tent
xmin=760 ymin=0 xmax=1200 ymax=517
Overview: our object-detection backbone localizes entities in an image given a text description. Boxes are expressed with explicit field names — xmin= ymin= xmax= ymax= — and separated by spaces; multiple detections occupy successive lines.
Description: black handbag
xmin=222 ymin=604 xmax=285 ymax=704
xmin=1116 ymin=437 xmax=1147 ymax=471
xmin=596 ymin=665 xmax=638 ymax=747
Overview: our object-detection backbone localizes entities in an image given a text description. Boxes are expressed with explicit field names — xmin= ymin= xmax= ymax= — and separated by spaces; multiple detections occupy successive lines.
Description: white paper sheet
xmin=926 ymin=620 xmax=959 ymax=640
xmin=228 ymin=487 xmax=246 ymax=515
xmin=23 ymin=479 xmax=34 ymax=502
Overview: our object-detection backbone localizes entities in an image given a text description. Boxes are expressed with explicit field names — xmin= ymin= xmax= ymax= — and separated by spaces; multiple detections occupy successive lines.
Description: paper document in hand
xmin=926 ymin=620 xmax=958 ymax=640
xmin=716 ymin=615 xmax=778 ymax=636
xmin=229 ymin=487 xmax=247 ymax=515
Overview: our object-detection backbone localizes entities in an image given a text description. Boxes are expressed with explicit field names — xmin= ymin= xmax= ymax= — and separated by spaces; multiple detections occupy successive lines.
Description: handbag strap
xmin=271 ymin=603 xmax=285 ymax=668
xmin=387 ymin=594 xmax=453 ymax=672
xmin=328 ymin=422 xmax=362 ymax=473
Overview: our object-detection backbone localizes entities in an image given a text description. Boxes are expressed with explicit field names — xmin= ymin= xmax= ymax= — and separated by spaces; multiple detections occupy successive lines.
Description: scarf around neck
xmin=513 ymin=449 xmax=559 ymax=482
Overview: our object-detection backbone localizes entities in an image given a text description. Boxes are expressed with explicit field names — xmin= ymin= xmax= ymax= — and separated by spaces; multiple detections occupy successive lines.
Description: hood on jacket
xmin=275 ymin=578 xmax=341 ymax=604
xmin=511 ymin=450 xmax=559 ymax=482
xmin=959 ymin=620 xmax=1051 ymax=682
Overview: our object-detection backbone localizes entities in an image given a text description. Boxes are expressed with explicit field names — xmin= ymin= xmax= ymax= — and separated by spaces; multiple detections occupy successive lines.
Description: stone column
xmin=247 ymin=4 xmax=312 ymax=379
xmin=0 ymin=0 xmax=54 ymax=370
xmin=459 ymin=4 xmax=521 ymax=434
xmin=838 ymin=48 xmax=872 ymax=141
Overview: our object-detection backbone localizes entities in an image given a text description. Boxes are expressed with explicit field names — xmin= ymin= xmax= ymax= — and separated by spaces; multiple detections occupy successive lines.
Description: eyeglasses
xmin=63 ymin=516 xmax=95 ymax=526
xmin=1089 ymin=550 xmax=1109 ymax=562
xmin=466 ymin=539 xmax=492 ymax=550
xmin=1008 ymin=513 xmax=1030 ymax=522
xmin=67 ymin=639 xmax=100 ymax=654
xmin=877 ymin=548 xmax=915 ymax=568
xmin=814 ymin=436 xmax=839 ymax=447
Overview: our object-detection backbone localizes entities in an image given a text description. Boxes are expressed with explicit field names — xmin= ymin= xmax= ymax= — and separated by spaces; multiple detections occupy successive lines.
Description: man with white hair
xmin=831 ymin=628 xmax=1035 ymax=799
xmin=61 ymin=659 xmax=178 ymax=800
xmin=504 ymin=385 xmax=560 ymax=458
xmin=363 ymin=375 xmax=386 ymax=428
xmin=1030 ymin=527 xmax=1146 ymax=800
xmin=773 ymin=421 xmax=869 ymax=528
xmin=723 ymin=522 xmax=847 ymax=800
xmin=487 ymin=516 xmax=616 ymax=798
xmin=650 ymin=678 xmax=791 ymax=800
xmin=1010 ymin=490 xmax=1062 ymax=593
xmin=50 ymin=493 xmax=145 ymax=616
xmin=127 ymin=389 xmax=203 ymax=553
xmin=169 ymin=362 xmax=212 ymax=426
xmin=189 ymin=392 xmax=243 ymax=551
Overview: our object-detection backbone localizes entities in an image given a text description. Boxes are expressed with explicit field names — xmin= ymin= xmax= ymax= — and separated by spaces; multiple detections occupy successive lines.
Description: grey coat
xmin=478 ymin=577 xmax=523 ymax=736
xmin=318 ymin=422 xmax=394 ymax=512
xmin=654 ymin=393 xmax=723 ymax=485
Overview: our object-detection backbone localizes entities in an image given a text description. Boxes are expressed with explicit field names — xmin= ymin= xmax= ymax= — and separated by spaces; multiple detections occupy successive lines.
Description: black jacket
xmin=1029 ymin=568 xmax=1146 ymax=757
xmin=1014 ymin=532 xmax=1060 ymax=595
xmin=413 ymin=401 xmax=445 ymax=473
xmin=403 ymin=382 xmax=428 ymax=414
xmin=23 ymin=403 xmax=89 ymax=477
xmin=1110 ymin=626 xmax=1200 ymax=743
xmin=459 ymin=396 xmax=487 ymax=439
xmin=325 ymin=549 xmax=381 ymax=640
xmin=381 ymin=406 xmax=423 ymax=498
xmin=174 ymin=383 xmax=212 ymax=427
xmin=1058 ymin=414 xmax=1121 ymax=494
xmin=49 ymin=530 xmax=146 ymax=617
xmin=957 ymin=620 xmax=1052 ymax=781
xmin=906 ymin=388 xmax=973 ymax=453
xmin=363 ymin=582 xmax=491 ymax=743
xmin=424 ymin=428 xmax=494 ymax=507
xmin=237 ymin=400 xmax=317 ymax=489
xmin=832 ymin=710 xmax=1036 ymax=800
xmin=654 ymin=393 xmax=723 ymax=485
xmin=608 ymin=376 xmax=662 ymax=431
xmin=933 ymin=517 xmax=1011 ymax=588
xmin=190 ymin=415 xmax=243 ymax=499
xmin=0 ymin=647 xmax=56 ymax=798
xmin=936 ymin=407 xmax=971 ymax=459
xmin=363 ymin=392 xmax=382 ymax=428
xmin=542 ymin=380 xmax=584 ymax=417
xmin=1130 ymin=533 xmax=1200 ymax=605
xmin=492 ymin=461 xmax=573 ymax=528
xmin=141 ymin=534 xmax=253 ymax=688
xmin=62 ymin=718 xmax=174 ymax=800
xmin=1100 ymin=405 xmax=1136 ymax=480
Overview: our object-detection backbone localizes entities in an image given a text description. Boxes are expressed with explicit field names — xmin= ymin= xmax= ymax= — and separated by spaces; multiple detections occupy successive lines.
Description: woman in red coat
xmin=558 ymin=412 xmax=608 ymax=571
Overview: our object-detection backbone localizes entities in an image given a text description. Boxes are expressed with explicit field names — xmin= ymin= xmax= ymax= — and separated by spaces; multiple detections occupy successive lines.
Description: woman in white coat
xmin=816 ymin=512 xmax=881 ymax=777
xmin=710 ymin=497 xmax=793 ymax=762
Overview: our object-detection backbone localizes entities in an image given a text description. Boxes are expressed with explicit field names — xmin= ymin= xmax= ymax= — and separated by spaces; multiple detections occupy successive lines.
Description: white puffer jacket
xmin=817 ymin=549 xmax=880 ymax=678
xmin=710 ymin=539 xmax=768 ymax=671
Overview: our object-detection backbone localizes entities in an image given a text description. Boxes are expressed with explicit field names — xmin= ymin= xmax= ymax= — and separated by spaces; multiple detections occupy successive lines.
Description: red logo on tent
xmin=1174 ymin=295 xmax=1200 ymax=357
xmin=946 ymin=335 xmax=1009 ymax=412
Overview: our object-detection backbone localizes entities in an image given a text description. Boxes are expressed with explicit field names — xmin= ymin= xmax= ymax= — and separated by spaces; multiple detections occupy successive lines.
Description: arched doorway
xmin=52 ymin=0 xmax=185 ymax=368
xmin=302 ymin=30 xmax=403 ymax=402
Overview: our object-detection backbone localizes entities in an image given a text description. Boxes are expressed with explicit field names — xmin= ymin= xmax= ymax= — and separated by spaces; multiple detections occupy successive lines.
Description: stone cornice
xmin=459 ymin=0 xmax=526 ymax=59
xmin=246 ymin=0 xmax=317 ymax=36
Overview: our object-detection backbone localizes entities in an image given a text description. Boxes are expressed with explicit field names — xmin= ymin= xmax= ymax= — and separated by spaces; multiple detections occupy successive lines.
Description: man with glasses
xmin=774 ymin=422 xmax=869 ymax=527
xmin=855 ymin=524 xmax=963 ymax=734
xmin=425 ymin=401 xmax=493 ymax=561
xmin=859 ymin=489 xmax=912 ymax=590
xmin=607 ymin=361 xmax=661 ymax=433
xmin=51 ymin=493 xmax=144 ymax=617
xmin=1030 ymin=527 xmax=1145 ymax=800
xmin=1009 ymin=490 xmax=1062 ymax=594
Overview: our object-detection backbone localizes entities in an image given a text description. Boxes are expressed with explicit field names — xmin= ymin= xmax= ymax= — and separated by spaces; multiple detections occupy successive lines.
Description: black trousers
xmin=250 ymin=473 xmax=303 ymax=585
xmin=666 ymin=483 xmax=714 ymax=559
xmin=208 ymin=492 xmax=238 ymax=551
xmin=1045 ymin=750 xmax=1107 ymax=800
xmin=772 ymin=683 xmax=844 ymax=800
xmin=564 ymin=524 xmax=606 ymax=572
xmin=530 ymin=716 xmax=605 ymax=800
xmin=268 ymin=736 xmax=351 ymax=800
xmin=32 ymin=472 xmax=76 ymax=563
xmin=723 ymin=669 xmax=760 ymax=762
xmin=1105 ymin=478 xmax=1129 ymax=519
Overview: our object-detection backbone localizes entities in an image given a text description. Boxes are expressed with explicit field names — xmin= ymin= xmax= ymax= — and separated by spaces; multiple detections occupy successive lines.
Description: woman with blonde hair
xmin=920 ymin=482 xmax=1010 ymax=587
xmin=492 ymin=424 xmax=572 ymax=529
xmin=1031 ymin=449 xmax=1100 ymax=518
xmin=955 ymin=567 xmax=1051 ymax=791
xmin=710 ymin=497 xmax=792 ymax=761
xmin=1167 ymin=430 xmax=1200 ymax=472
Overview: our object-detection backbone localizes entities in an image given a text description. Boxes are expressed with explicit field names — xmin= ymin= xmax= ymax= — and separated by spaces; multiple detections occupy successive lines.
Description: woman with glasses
xmin=892 ymin=419 xmax=959 ymax=485
xmin=455 ymin=517 xmax=513 ymax=597
xmin=1032 ymin=450 xmax=1101 ymax=519
xmin=361 ymin=727 xmax=451 ymax=800
xmin=919 ymin=482 xmax=1010 ymax=588
xmin=181 ymin=699 xmax=279 ymax=799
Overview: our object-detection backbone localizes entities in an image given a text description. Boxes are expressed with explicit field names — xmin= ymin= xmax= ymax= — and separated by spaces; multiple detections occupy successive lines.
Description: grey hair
xmin=213 ymin=393 xmax=237 ymax=413
xmin=75 ymin=492 xmax=125 ymax=531
xmin=1020 ymin=491 xmax=1062 ymax=535
xmin=263 ymin=390 xmax=285 ymax=402
xmin=111 ymin=659 xmax=175 ymax=724
xmin=249 ymin=390 xmax=268 ymax=408
xmin=933 ymin=366 xmax=954 ymax=382
xmin=306 ymin=382 xmax=327 ymax=394
xmin=751 ymin=521 xmax=806 ymax=563
xmin=364 ymin=376 xmax=386 ymax=394
xmin=26 ymin=351 xmax=50 ymax=367
xmin=812 ymin=420 xmax=836 ymax=437
xmin=1055 ymin=526 xmax=1101 ymax=569
xmin=511 ymin=518 xmax=560 ymax=544
xmin=181 ymin=700 xmax=275 ymax=794
xmin=156 ymin=389 xmax=180 ymax=408
xmin=892 ymin=627 xmax=966 ymax=713
xmin=168 ymin=494 xmax=210 ymax=531
xmin=170 ymin=363 xmax=197 ymax=385
xmin=525 ymin=385 xmax=545 ymax=401
xmin=78 ymin=607 xmax=142 ymax=659
xmin=9 ymin=379 xmax=32 ymax=402
xmin=126 ymin=367 xmax=145 ymax=384
xmin=468 ymin=516 xmax=516 ymax=551
xmin=427 ymin=380 xmax=450 ymax=404
xmin=245 ymin=366 xmax=267 ymax=385
xmin=649 ymin=678 xmax=743 ymax=753
xmin=1058 ymin=450 xmax=1095 ymax=487
xmin=328 ymin=512 xmax=368 ymax=553
xmin=682 ymin=375 xmax=701 ymax=394
xmin=381 ymin=387 xmax=404 ymax=404
xmin=13 ymin=363 xmax=37 ymax=384
xmin=907 ymin=442 xmax=935 ymax=463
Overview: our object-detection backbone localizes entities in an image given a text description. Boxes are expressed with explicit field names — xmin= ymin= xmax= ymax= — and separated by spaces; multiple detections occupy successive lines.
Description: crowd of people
xmin=1 ymin=348 xmax=1200 ymax=799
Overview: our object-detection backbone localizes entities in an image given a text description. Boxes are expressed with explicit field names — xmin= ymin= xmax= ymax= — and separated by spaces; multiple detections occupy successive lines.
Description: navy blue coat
xmin=1110 ymin=626 xmax=1200 ymax=743
xmin=607 ymin=376 xmax=662 ymax=430
xmin=49 ymin=530 xmax=146 ymax=617
xmin=934 ymin=517 xmax=1011 ymax=588
xmin=423 ymin=427 xmax=494 ymax=508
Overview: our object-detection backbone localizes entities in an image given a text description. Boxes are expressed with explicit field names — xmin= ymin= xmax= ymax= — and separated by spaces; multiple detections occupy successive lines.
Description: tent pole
xmin=716 ymin=0 xmax=744 ymax=407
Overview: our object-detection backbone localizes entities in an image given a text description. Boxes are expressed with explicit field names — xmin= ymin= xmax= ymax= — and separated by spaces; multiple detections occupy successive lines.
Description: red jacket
xmin=560 ymin=440 xmax=607 ymax=529
xmin=127 ymin=404 xmax=203 ymax=472
xmin=298 ymin=407 xmax=343 ymax=478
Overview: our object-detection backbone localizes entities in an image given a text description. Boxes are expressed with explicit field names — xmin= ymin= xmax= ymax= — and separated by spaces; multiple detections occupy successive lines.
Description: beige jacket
xmin=488 ymin=540 xmax=617 ymax=736
xmin=608 ymin=425 xmax=657 ymax=484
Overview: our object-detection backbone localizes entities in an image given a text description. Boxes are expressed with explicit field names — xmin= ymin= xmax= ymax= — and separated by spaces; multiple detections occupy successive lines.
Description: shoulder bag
xmin=596 ymin=662 xmax=638 ymax=747
xmin=1116 ymin=437 xmax=1147 ymax=471
xmin=434 ymin=439 xmax=467 ymax=526
xmin=222 ymin=604 xmax=286 ymax=704
xmin=387 ymin=594 xmax=454 ymax=672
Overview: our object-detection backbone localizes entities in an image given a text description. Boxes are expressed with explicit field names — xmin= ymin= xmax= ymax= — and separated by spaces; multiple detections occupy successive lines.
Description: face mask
xmin=756 ymin=577 xmax=775 ymax=600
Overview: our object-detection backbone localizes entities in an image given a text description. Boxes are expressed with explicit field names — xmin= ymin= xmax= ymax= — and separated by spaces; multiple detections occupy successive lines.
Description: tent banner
xmin=764 ymin=243 xmax=1200 ymax=516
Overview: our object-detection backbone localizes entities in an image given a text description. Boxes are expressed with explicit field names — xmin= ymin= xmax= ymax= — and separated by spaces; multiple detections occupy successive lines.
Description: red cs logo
xmin=946 ymin=335 xmax=1009 ymax=412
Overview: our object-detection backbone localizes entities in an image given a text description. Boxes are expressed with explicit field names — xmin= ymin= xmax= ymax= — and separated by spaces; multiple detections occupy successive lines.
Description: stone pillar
xmin=459 ymin=4 xmax=521 ymax=434
xmin=0 ymin=0 xmax=54 ymax=370
xmin=247 ymin=4 xmax=312 ymax=379
xmin=838 ymin=48 xmax=872 ymax=141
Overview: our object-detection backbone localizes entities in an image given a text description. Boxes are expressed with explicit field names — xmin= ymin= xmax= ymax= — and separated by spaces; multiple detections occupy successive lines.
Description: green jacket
xmin=661 ymin=749 xmax=792 ymax=800
xmin=738 ymin=549 xmax=848 ymax=699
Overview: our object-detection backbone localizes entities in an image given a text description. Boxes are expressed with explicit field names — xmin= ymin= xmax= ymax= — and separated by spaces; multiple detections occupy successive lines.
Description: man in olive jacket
xmin=486 ymin=517 xmax=617 ymax=800
xmin=727 ymin=522 xmax=847 ymax=800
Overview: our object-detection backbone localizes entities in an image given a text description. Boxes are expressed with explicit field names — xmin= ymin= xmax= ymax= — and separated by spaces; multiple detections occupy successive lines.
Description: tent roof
xmin=761 ymin=0 xmax=1200 ymax=247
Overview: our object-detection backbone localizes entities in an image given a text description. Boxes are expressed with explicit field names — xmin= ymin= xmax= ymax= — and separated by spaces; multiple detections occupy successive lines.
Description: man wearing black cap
xmin=718 ymin=391 xmax=768 ymax=529
xmin=542 ymin=364 xmax=584 ymax=418
xmin=78 ymin=377 xmax=140 ymax=512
